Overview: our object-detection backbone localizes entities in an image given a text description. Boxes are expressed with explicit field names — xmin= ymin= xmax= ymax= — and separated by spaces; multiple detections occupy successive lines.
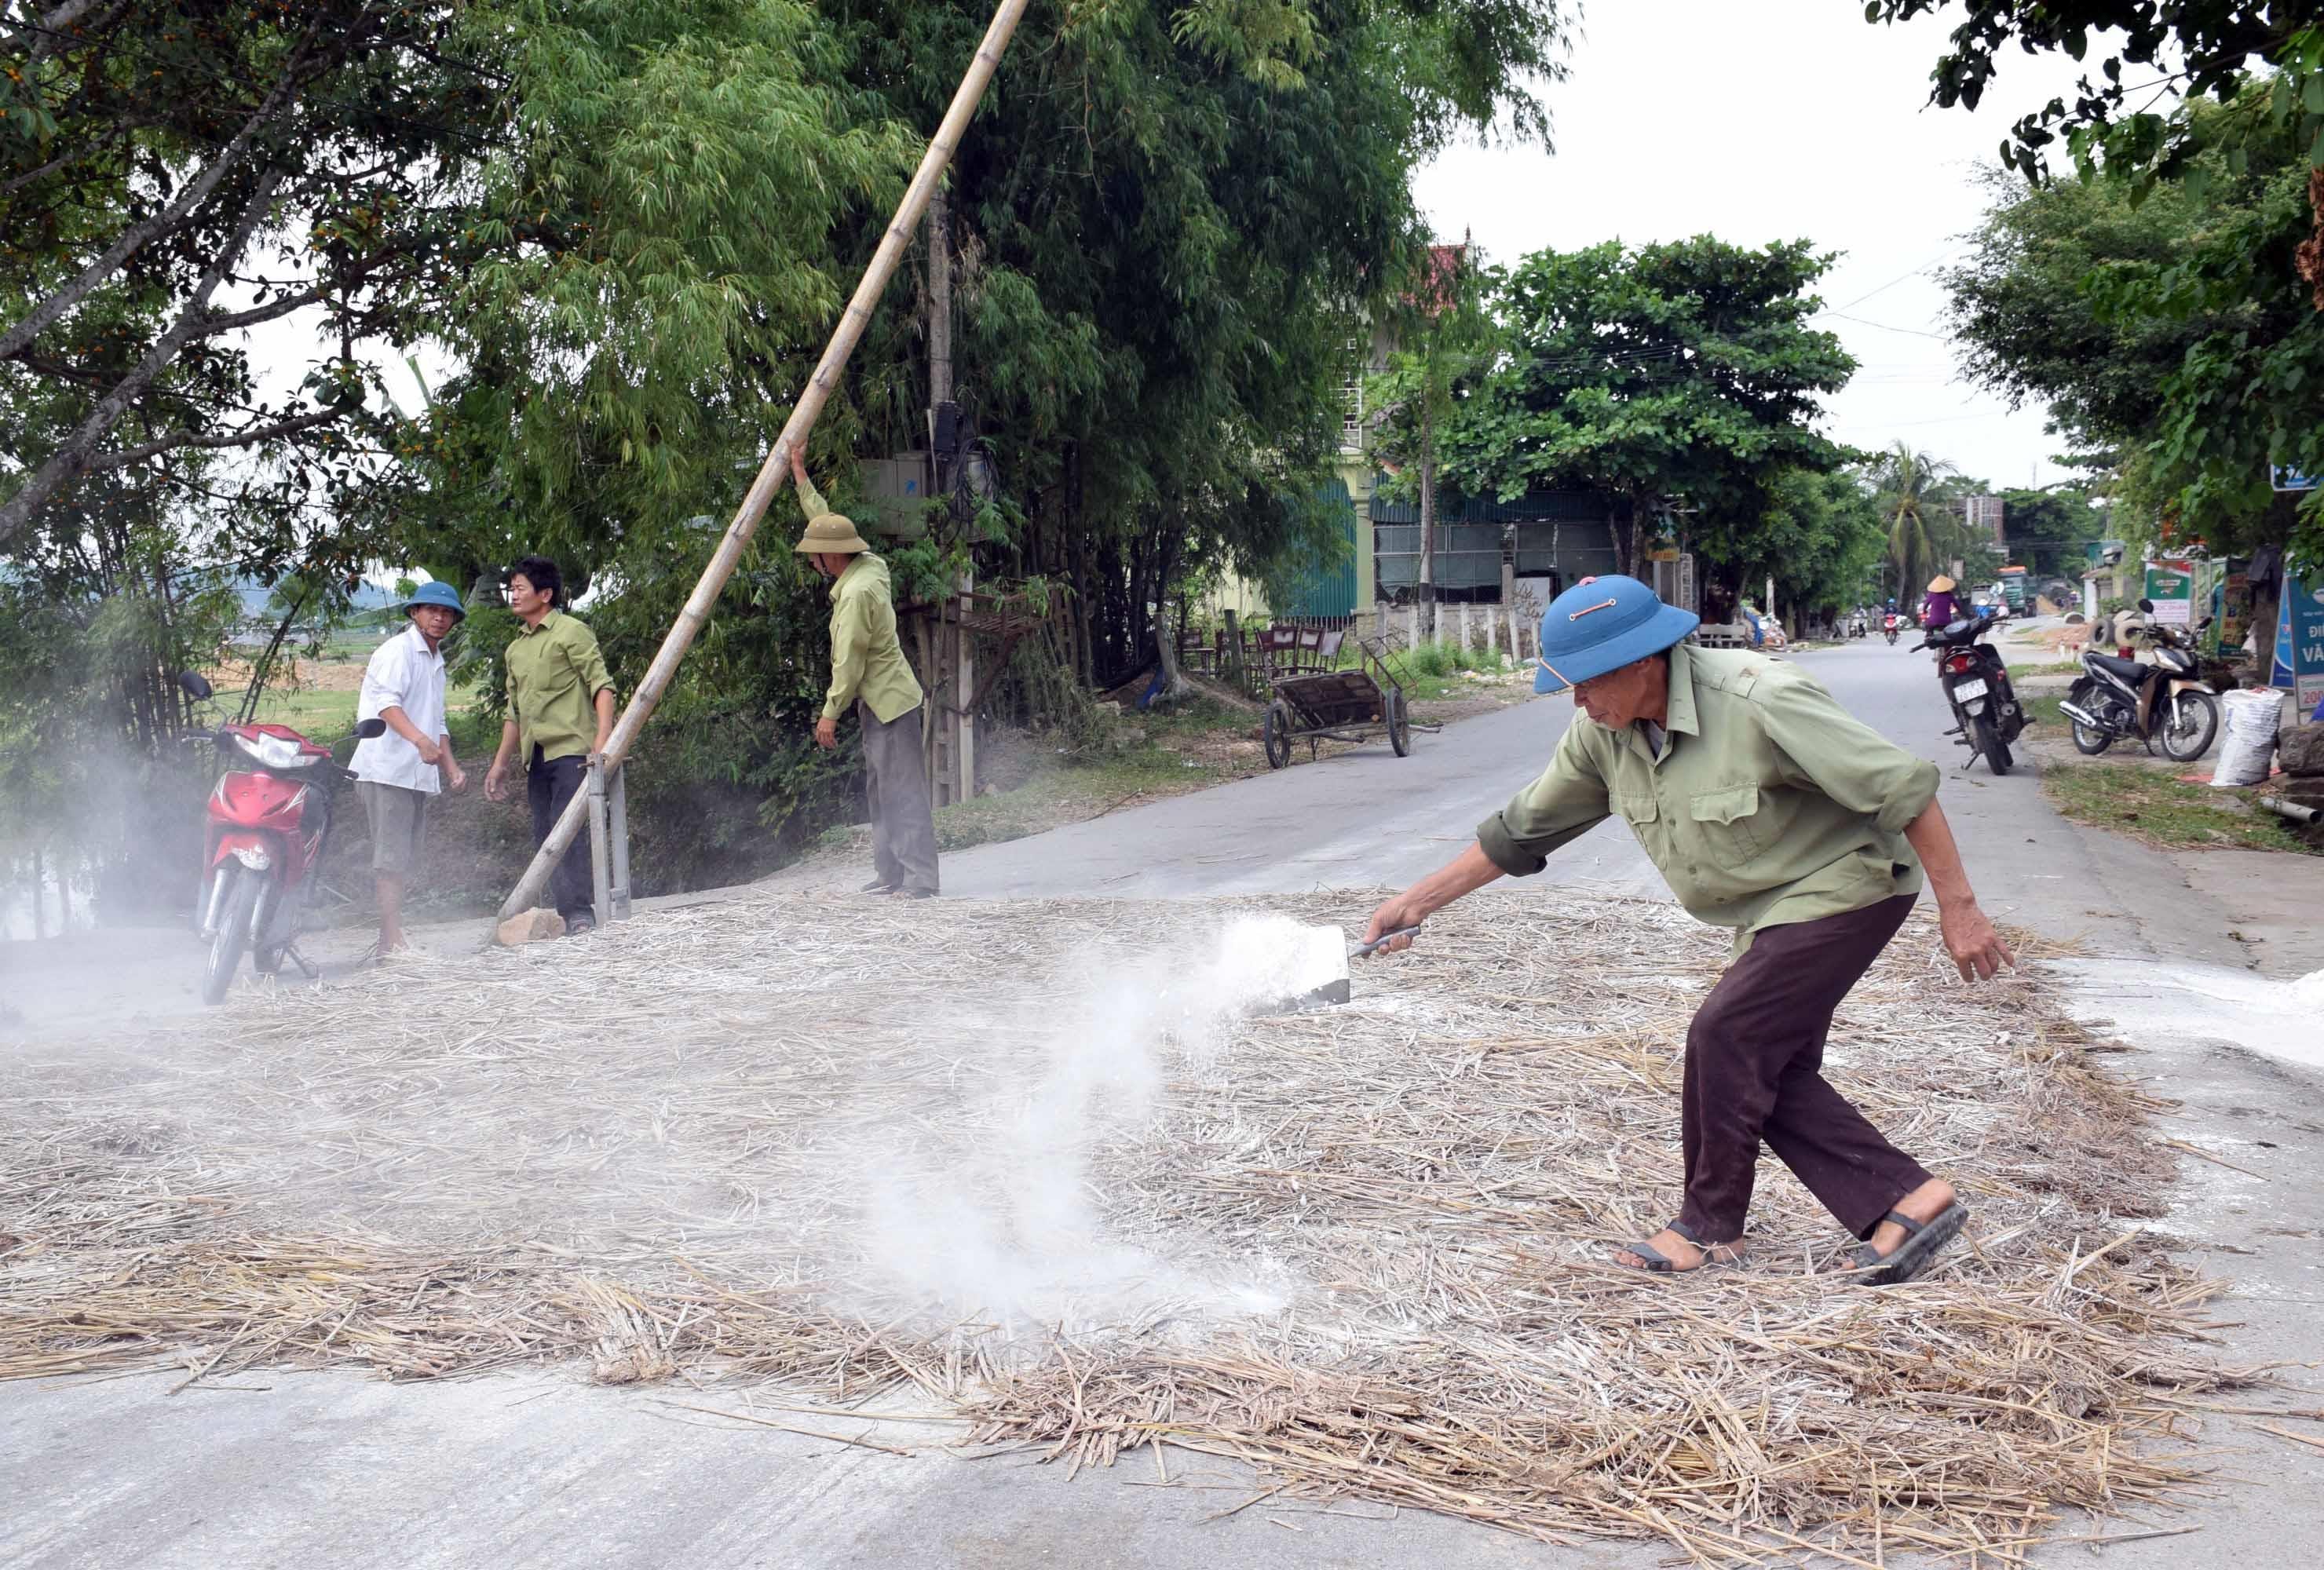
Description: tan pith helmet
xmin=1927 ymin=574 xmax=1957 ymax=593
xmin=793 ymin=509 xmax=870 ymax=556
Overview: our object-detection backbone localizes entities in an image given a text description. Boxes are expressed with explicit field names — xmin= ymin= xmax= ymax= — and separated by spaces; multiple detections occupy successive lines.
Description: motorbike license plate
xmin=1953 ymin=678 xmax=1988 ymax=702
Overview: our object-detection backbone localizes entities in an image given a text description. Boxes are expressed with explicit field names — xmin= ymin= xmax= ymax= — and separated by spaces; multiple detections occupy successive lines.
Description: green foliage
xmin=837 ymin=0 xmax=1573 ymax=682
xmin=1943 ymin=167 xmax=2213 ymax=462
xmin=1395 ymin=639 xmax=1507 ymax=680
xmin=1869 ymin=2 xmax=2311 ymax=184
xmin=0 ymin=2 xmax=517 ymax=551
xmin=1748 ymin=467 xmax=1890 ymax=616
xmin=0 ymin=490 xmax=238 ymax=911
xmin=1442 ymin=236 xmax=1858 ymax=573
xmin=6 ymin=0 xmax=1577 ymax=893
xmin=1363 ymin=243 xmax=1496 ymax=532
xmin=1997 ymin=485 xmax=2107 ymax=578
xmin=1946 ymin=90 xmax=2322 ymax=571
xmin=1869 ymin=444 xmax=1964 ymax=600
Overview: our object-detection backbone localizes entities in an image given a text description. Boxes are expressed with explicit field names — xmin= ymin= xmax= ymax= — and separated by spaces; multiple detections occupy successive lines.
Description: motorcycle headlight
xmin=232 ymin=844 xmax=273 ymax=871
xmin=232 ymin=730 xmax=306 ymax=771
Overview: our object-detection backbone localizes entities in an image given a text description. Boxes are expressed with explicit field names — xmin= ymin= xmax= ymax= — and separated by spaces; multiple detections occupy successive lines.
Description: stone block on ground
xmin=2280 ymin=722 xmax=2324 ymax=777
xmin=496 ymin=907 xmax=566 ymax=947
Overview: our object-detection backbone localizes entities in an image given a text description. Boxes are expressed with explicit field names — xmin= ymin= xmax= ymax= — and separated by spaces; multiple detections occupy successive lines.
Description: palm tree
xmin=1872 ymin=442 xmax=1960 ymax=601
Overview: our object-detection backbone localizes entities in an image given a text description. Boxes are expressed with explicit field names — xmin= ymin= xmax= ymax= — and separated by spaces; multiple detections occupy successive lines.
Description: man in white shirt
xmin=350 ymin=582 xmax=468 ymax=954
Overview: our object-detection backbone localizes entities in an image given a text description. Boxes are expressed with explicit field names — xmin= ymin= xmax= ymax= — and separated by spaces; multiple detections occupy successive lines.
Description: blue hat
xmin=404 ymin=580 xmax=466 ymax=621
xmin=1533 ymin=575 xmax=1698 ymax=694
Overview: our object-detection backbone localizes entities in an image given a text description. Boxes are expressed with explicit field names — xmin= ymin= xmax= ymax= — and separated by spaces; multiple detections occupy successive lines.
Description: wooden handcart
xmin=1261 ymin=633 xmax=1418 ymax=769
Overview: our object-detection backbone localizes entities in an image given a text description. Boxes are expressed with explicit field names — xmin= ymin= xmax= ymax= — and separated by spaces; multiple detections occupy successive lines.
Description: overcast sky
xmin=1416 ymin=0 xmax=2103 ymax=492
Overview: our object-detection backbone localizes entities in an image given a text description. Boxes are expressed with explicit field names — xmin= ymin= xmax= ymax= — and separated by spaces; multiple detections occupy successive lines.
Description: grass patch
xmin=221 ymin=685 xmax=358 ymax=736
xmin=2043 ymin=762 xmax=2317 ymax=855
xmin=1378 ymin=642 xmax=1515 ymax=703
xmin=212 ymin=674 xmax=491 ymax=748
xmin=2007 ymin=660 xmax=2084 ymax=677
xmin=2023 ymin=694 xmax=2071 ymax=730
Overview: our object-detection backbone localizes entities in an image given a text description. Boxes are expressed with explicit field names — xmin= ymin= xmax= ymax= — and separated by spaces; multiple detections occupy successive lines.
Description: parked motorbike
xmin=1847 ymin=612 xmax=1869 ymax=639
xmin=176 ymin=671 xmax=385 ymax=1005
xmin=1883 ymin=612 xmax=1902 ymax=645
xmin=2059 ymin=603 xmax=2220 ymax=762
xmin=1916 ymin=604 xmax=2027 ymax=776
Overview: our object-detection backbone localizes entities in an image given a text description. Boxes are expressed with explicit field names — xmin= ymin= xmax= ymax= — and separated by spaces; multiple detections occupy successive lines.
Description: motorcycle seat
xmin=2087 ymin=652 xmax=2147 ymax=681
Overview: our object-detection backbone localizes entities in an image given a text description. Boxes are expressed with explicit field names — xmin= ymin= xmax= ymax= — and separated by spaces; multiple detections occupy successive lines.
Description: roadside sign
xmin=2271 ymin=571 xmax=2324 ymax=717
xmin=2143 ymin=560 xmax=2194 ymax=626
xmin=2271 ymin=466 xmax=2321 ymax=492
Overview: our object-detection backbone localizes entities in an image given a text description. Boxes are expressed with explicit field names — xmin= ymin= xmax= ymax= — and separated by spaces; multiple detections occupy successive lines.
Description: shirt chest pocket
xmin=1688 ymin=784 xmax=1762 ymax=864
xmin=1612 ymin=792 xmax=1664 ymax=848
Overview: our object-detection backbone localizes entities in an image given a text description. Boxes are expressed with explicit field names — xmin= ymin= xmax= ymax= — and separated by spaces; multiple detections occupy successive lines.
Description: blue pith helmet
xmin=404 ymin=580 xmax=466 ymax=622
xmin=1533 ymin=575 xmax=1699 ymax=695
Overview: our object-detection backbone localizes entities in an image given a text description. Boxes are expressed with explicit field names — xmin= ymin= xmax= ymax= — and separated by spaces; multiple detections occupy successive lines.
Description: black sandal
xmin=1614 ymin=1218 xmax=1742 ymax=1274
xmin=1844 ymin=1203 xmax=1968 ymax=1285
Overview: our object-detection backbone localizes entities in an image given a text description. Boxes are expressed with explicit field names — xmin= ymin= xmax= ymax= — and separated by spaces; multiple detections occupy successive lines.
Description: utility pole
xmin=925 ymin=187 xmax=971 ymax=808
xmin=1418 ymin=405 xmax=1438 ymax=634
xmin=926 ymin=184 xmax=971 ymax=806
xmin=1417 ymin=344 xmax=1437 ymax=639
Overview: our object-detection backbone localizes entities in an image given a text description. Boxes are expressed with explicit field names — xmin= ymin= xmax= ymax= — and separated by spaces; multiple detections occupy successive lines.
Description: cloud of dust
xmin=850 ymin=913 xmax=1343 ymax=1331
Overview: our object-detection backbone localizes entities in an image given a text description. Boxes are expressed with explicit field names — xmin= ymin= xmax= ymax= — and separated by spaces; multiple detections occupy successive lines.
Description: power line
xmin=1817 ymin=248 xmax=1957 ymax=316
xmin=1822 ymin=312 xmax=1949 ymax=341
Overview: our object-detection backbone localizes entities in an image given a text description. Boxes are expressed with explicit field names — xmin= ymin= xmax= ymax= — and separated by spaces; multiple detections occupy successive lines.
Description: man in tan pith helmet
xmin=791 ymin=446 xmax=939 ymax=898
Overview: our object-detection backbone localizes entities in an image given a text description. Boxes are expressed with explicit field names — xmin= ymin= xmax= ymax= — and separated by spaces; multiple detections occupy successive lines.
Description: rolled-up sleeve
xmin=1476 ymin=720 xmax=1612 ymax=876
xmin=824 ymin=590 xmax=868 ymax=721
xmin=1758 ymin=672 xmax=1939 ymax=834
xmin=568 ymin=623 xmax=615 ymax=699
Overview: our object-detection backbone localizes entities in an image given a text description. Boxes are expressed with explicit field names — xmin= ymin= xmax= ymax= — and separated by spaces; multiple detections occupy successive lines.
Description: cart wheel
xmin=1387 ymin=689 xmax=1411 ymax=757
xmin=1263 ymin=700 xmax=1293 ymax=769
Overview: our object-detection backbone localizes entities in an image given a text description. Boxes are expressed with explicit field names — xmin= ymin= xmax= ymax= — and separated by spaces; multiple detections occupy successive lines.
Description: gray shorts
xmin=356 ymin=782 xmax=430 ymax=874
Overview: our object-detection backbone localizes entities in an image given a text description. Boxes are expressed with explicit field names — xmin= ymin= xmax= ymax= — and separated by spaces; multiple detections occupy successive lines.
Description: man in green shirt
xmin=1362 ymin=575 xmax=2013 ymax=1284
xmin=790 ymin=447 xmax=938 ymax=898
xmin=484 ymin=555 xmax=616 ymax=933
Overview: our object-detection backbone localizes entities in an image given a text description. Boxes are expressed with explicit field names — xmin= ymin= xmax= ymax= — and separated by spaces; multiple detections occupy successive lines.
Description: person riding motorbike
xmin=1921 ymin=575 xmax=1959 ymax=630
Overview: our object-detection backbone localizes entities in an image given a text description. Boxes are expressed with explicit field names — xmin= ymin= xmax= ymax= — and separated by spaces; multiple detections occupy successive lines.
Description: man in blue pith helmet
xmin=1361 ymin=575 xmax=2013 ymax=1284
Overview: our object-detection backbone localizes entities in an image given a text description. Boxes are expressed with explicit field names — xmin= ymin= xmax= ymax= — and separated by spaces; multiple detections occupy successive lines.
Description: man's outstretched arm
xmin=1902 ymin=798 xmax=2015 ymax=982
xmin=1361 ymin=843 xmax=1506 ymax=955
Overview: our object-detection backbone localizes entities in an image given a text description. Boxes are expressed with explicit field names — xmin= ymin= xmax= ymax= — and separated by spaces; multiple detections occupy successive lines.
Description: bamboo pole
xmin=497 ymin=0 xmax=1032 ymax=921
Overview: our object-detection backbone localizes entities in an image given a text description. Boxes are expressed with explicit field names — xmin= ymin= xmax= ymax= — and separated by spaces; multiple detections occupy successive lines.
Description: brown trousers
xmin=1675 ymin=893 xmax=1931 ymax=1244
xmin=860 ymin=700 xmax=939 ymax=895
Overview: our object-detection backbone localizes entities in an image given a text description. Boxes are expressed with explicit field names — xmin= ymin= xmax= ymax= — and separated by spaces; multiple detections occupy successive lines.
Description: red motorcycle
xmin=175 ymin=671 xmax=383 ymax=1004
xmin=1882 ymin=612 xmax=1902 ymax=645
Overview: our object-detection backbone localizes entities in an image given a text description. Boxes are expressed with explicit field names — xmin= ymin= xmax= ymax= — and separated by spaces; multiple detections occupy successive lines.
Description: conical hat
xmin=1927 ymin=574 xmax=1957 ymax=593
xmin=793 ymin=511 xmax=869 ymax=555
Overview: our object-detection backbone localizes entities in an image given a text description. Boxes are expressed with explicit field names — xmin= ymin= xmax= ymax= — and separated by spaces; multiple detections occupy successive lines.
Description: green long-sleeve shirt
xmin=1478 ymin=641 xmax=1941 ymax=951
xmin=798 ymin=474 xmax=923 ymax=724
xmin=505 ymin=608 xmax=615 ymax=762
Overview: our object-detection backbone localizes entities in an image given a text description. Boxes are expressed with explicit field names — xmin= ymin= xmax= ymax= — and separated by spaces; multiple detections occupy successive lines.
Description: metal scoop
xmin=1247 ymin=924 xmax=1420 ymax=1017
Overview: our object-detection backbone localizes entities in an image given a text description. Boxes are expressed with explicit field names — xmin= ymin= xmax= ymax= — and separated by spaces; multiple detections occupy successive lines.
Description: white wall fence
xmin=1394 ymin=601 xmax=1539 ymax=663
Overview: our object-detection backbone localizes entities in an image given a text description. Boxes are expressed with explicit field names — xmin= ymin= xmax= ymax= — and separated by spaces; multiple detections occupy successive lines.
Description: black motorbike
xmin=2059 ymin=602 xmax=2220 ymax=761
xmin=1917 ymin=604 xmax=2026 ymax=776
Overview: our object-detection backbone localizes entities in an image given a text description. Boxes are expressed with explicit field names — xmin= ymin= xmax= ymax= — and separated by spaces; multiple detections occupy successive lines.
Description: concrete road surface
xmin=7 ymin=638 xmax=2319 ymax=1569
